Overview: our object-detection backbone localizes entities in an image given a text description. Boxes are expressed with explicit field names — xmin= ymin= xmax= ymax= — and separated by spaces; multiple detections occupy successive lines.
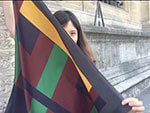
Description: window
xmin=100 ymin=0 xmax=123 ymax=8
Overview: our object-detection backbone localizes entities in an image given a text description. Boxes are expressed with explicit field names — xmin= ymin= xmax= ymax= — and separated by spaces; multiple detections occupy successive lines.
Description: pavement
xmin=138 ymin=87 xmax=150 ymax=113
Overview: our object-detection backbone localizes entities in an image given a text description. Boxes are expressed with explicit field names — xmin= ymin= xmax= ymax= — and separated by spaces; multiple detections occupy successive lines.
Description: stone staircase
xmin=100 ymin=56 xmax=150 ymax=98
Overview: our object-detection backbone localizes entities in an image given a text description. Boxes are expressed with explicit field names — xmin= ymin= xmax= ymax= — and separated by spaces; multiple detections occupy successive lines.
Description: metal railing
xmin=94 ymin=0 xmax=105 ymax=27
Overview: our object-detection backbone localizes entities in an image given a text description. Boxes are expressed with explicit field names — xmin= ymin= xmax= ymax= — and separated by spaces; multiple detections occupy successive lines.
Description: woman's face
xmin=63 ymin=20 xmax=78 ymax=43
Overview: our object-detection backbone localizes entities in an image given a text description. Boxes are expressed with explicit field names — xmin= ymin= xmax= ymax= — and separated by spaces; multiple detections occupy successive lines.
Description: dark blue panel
xmin=4 ymin=85 xmax=27 ymax=113
xmin=94 ymin=96 xmax=106 ymax=112
xmin=76 ymin=77 xmax=92 ymax=100
xmin=16 ymin=13 xmax=40 ymax=54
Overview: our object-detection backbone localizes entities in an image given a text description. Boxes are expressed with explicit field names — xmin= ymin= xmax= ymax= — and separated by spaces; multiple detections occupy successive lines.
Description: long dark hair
xmin=53 ymin=10 xmax=96 ymax=65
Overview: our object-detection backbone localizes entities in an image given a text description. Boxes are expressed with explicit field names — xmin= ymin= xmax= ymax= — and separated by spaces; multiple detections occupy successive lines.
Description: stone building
xmin=0 ymin=1 xmax=150 ymax=113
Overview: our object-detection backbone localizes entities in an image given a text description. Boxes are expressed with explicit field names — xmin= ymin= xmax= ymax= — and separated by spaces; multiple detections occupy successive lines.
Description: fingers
xmin=132 ymin=106 xmax=145 ymax=112
xmin=122 ymin=97 xmax=145 ymax=113
xmin=122 ymin=97 xmax=138 ymax=105
xmin=129 ymin=101 xmax=143 ymax=107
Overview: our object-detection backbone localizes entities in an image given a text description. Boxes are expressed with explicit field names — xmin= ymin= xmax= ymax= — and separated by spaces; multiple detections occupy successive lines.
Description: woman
xmin=3 ymin=2 xmax=144 ymax=113
xmin=54 ymin=10 xmax=96 ymax=66
xmin=53 ymin=10 xmax=144 ymax=113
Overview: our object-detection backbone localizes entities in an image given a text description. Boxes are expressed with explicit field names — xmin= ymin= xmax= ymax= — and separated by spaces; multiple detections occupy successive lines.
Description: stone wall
xmin=82 ymin=25 xmax=150 ymax=69
xmin=0 ymin=2 xmax=15 ymax=113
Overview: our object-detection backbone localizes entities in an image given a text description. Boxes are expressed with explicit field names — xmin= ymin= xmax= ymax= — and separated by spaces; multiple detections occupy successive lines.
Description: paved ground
xmin=138 ymin=87 xmax=150 ymax=113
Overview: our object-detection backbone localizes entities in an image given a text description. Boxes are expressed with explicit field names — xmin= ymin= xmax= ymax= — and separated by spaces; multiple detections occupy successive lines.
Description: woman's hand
xmin=122 ymin=97 xmax=145 ymax=113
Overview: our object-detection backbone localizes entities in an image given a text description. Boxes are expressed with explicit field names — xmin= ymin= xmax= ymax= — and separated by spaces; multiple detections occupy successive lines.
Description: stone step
xmin=98 ymin=57 xmax=150 ymax=97
xmin=115 ymin=69 xmax=150 ymax=94
xmin=100 ymin=57 xmax=150 ymax=79
xmin=109 ymin=64 xmax=150 ymax=86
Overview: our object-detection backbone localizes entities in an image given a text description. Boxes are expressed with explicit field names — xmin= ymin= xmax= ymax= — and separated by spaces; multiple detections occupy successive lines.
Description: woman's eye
xmin=71 ymin=32 xmax=76 ymax=36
